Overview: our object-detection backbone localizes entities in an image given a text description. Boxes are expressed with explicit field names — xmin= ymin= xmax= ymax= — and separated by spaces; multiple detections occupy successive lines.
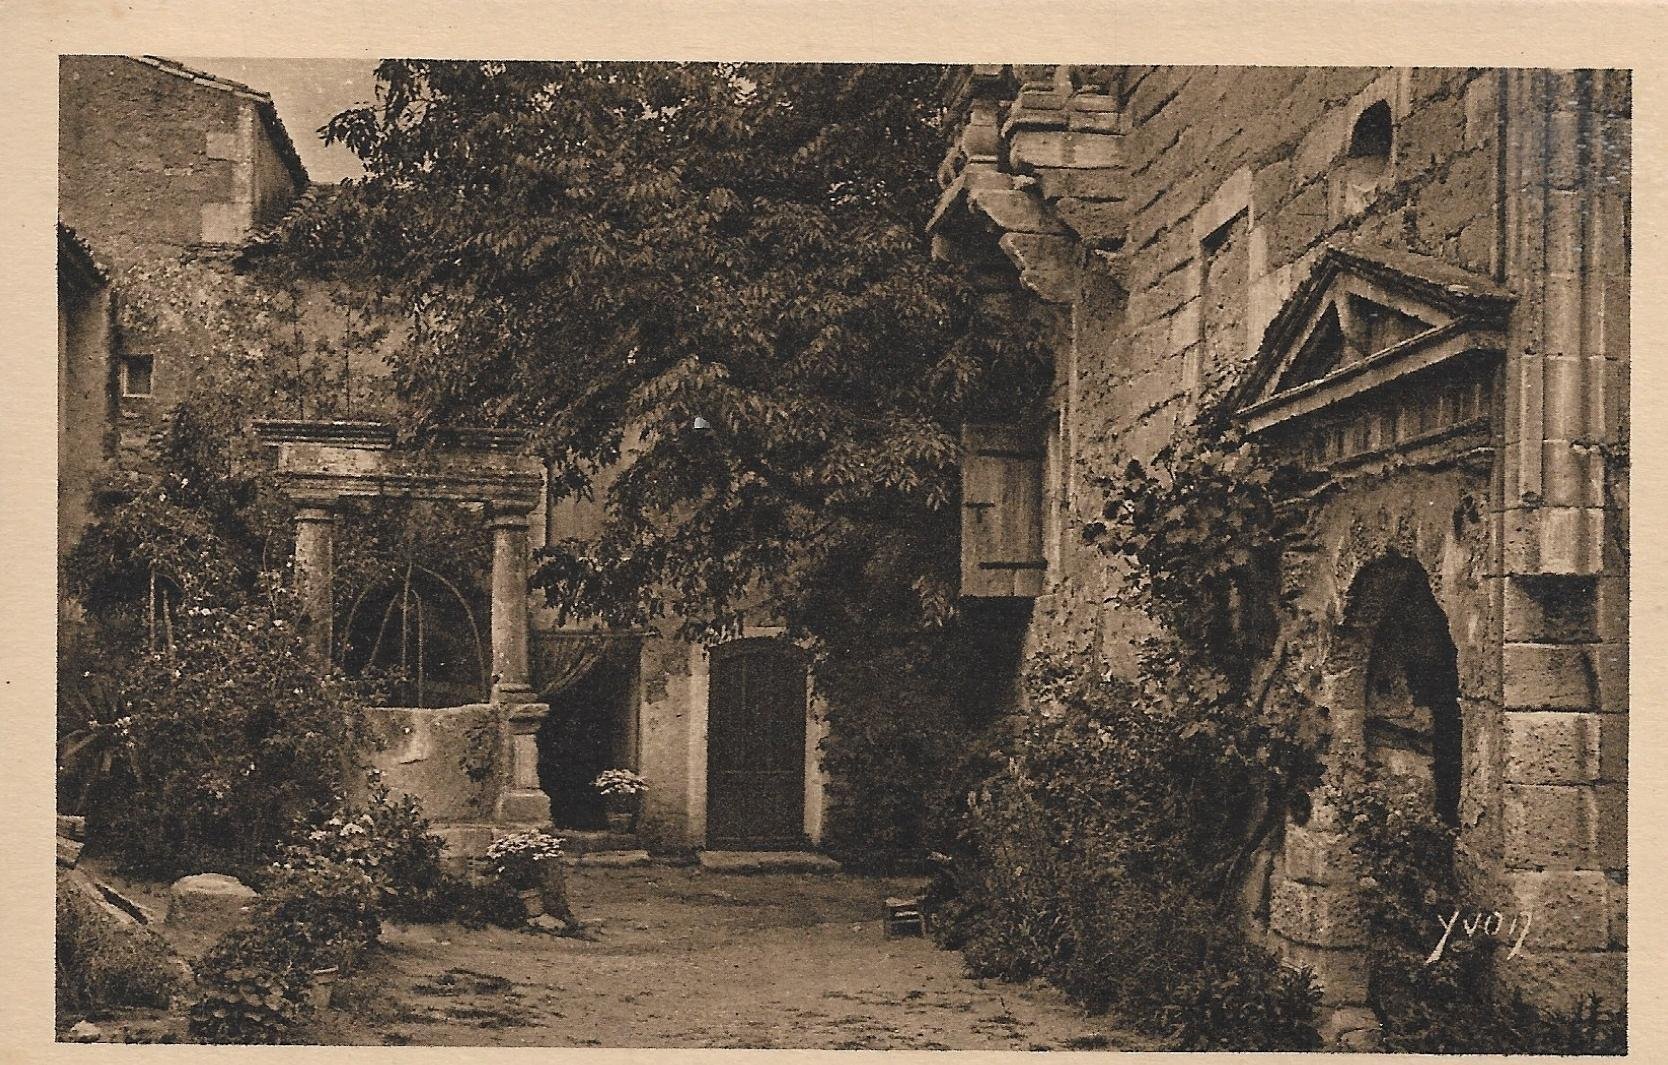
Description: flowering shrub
xmin=485 ymin=830 xmax=565 ymax=890
xmin=60 ymin=581 xmax=367 ymax=881
xmin=62 ymin=580 xmax=371 ymax=881
xmin=278 ymin=770 xmax=445 ymax=920
xmin=592 ymin=769 xmax=646 ymax=797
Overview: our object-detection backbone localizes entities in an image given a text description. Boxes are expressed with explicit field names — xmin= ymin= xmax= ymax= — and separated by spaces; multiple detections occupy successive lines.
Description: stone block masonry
xmin=931 ymin=64 xmax=1627 ymax=1043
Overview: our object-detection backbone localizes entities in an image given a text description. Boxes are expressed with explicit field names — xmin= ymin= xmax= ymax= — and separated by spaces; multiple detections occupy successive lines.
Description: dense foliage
xmin=58 ymin=579 xmax=367 ymax=881
xmin=931 ymin=649 xmax=1323 ymax=1050
xmin=188 ymin=856 xmax=379 ymax=1045
xmin=270 ymin=61 xmax=1047 ymax=642
xmin=276 ymin=770 xmax=448 ymax=922
xmin=56 ymin=885 xmax=181 ymax=1014
xmin=1334 ymin=765 xmax=1626 ymax=1054
xmin=926 ymin=430 xmax=1330 ymax=1049
xmin=250 ymin=60 xmax=1051 ymax=859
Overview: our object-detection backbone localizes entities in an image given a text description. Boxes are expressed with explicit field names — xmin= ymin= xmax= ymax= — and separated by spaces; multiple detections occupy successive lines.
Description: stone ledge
xmin=697 ymin=851 xmax=842 ymax=875
xmin=566 ymin=849 xmax=653 ymax=869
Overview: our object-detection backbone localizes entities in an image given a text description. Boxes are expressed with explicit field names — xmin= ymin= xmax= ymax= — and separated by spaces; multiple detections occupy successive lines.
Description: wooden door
xmin=706 ymin=639 xmax=807 ymax=850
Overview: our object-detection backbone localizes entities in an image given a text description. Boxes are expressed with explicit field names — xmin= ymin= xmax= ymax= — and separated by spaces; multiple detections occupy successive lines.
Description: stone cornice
xmin=928 ymin=64 xmax=1129 ymax=301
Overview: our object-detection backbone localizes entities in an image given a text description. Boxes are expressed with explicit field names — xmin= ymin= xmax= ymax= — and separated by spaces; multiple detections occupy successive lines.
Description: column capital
xmin=487 ymin=498 xmax=538 ymax=527
xmin=292 ymin=494 xmax=340 ymax=521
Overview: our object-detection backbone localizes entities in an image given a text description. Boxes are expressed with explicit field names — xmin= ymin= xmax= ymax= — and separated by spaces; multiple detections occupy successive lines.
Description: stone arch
xmin=1324 ymin=552 xmax=1464 ymax=827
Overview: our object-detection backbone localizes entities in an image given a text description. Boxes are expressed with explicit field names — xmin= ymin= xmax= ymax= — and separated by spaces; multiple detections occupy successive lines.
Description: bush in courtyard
xmin=61 ymin=581 xmax=367 ymax=882
xmin=932 ymin=647 xmax=1323 ymax=1050
xmin=253 ymin=857 xmax=382 ymax=969
xmin=189 ymin=856 xmax=379 ymax=1044
xmin=188 ymin=924 xmax=314 ymax=1044
xmin=56 ymin=883 xmax=180 ymax=1015
xmin=278 ymin=770 xmax=446 ymax=922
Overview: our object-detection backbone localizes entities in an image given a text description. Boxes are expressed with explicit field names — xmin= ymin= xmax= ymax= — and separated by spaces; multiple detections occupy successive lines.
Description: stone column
xmin=495 ymin=700 xmax=552 ymax=824
xmin=292 ymin=499 xmax=336 ymax=661
xmin=488 ymin=500 xmax=536 ymax=703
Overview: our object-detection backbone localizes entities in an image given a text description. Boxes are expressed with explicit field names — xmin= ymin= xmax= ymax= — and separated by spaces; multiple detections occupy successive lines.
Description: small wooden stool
xmin=884 ymin=895 xmax=928 ymax=938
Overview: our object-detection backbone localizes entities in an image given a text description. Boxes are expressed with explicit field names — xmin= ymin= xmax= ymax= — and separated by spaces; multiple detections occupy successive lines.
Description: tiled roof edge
xmin=130 ymin=55 xmax=310 ymax=191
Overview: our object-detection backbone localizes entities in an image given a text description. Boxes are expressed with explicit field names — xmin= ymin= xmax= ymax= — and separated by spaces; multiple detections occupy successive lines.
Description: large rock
xmin=165 ymin=873 xmax=257 ymax=935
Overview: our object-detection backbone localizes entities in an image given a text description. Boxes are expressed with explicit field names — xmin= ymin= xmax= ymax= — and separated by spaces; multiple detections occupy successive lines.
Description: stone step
xmin=567 ymin=849 xmax=653 ymax=869
xmin=697 ymin=851 xmax=842 ymax=875
xmin=556 ymin=828 xmax=642 ymax=854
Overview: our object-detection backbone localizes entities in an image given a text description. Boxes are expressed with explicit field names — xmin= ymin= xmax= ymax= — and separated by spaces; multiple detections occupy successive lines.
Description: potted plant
xmin=593 ymin=769 xmax=647 ymax=833
xmin=485 ymin=830 xmax=566 ymax=919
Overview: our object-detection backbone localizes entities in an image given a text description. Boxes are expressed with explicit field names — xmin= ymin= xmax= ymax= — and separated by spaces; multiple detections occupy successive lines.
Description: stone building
xmin=57 ymin=56 xmax=835 ymax=866
xmin=933 ymin=65 xmax=1628 ymax=1040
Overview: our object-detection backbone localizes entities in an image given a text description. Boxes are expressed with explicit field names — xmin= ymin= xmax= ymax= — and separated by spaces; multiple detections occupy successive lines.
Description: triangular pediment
xmin=1232 ymin=244 xmax=1514 ymax=433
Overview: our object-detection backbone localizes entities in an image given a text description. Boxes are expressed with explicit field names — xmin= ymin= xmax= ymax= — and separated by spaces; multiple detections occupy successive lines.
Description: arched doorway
xmin=1342 ymin=555 xmax=1464 ymax=827
xmin=535 ymin=638 xmax=641 ymax=831
xmin=707 ymin=638 xmax=808 ymax=850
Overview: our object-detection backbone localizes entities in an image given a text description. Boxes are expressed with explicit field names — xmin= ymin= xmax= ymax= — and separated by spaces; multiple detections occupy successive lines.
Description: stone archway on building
xmin=705 ymin=637 xmax=809 ymax=851
xmin=1265 ymin=551 xmax=1467 ymax=1042
xmin=1328 ymin=553 xmax=1464 ymax=825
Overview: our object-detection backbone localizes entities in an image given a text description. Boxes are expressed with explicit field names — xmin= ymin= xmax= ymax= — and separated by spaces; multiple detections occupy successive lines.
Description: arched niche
xmin=1329 ymin=554 xmax=1464 ymax=826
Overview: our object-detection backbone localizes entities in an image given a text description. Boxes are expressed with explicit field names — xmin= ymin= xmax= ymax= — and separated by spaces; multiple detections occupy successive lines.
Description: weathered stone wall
xmin=1070 ymin=68 xmax=1501 ymax=661
xmin=932 ymin=64 xmax=1629 ymax=1037
xmin=57 ymin=270 xmax=115 ymax=568
xmin=365 ymin=705 xmax=505 ymax=823
xmin=635 ymin=632 xmax=700 ymax=852
xmin=59 ymin=56 xmax=303 ymax=272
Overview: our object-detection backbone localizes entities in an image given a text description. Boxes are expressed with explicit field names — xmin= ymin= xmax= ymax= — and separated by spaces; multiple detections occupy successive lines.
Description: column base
xmin=493 ymin=683 xmax=539 ymax=705
xmin=495 ymin=790 xmax=553 ymax=823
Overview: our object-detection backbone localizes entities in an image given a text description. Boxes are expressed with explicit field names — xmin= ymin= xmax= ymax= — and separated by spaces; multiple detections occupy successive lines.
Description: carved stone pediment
xmin=1232 ymin=244 xmax=1515 ymax=465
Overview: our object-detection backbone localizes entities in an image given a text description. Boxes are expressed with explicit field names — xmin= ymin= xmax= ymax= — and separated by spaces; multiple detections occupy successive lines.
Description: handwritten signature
xmin=1427 ymin=908 xmax=1532 ymax=965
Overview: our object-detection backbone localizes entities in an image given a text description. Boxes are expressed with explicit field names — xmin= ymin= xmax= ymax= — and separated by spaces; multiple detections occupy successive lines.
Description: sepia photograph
xmin=39 ymin=30 xmax=1631 ymax=1057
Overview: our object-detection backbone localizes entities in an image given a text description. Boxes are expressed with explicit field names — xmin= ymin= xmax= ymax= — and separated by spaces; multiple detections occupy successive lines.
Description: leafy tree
xmin=268 ymin=61 xmax=1049 ymax=639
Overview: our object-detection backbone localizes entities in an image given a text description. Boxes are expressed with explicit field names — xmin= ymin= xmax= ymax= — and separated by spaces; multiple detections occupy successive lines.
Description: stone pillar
xmin=1494 ymin=68 xmax=1628 ymax=1012
xmin=486 ymin=498 xmax=551 ymax=824
xmin=488 ymin=500 xmax=536 ymax=704
xmin=292 ymin=499 xmax=336 ymax=661
xmin=495 ymin=700 xmax=552 ymax=824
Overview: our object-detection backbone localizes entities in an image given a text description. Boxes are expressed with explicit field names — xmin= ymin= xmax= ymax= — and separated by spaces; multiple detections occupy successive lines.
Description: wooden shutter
xmin=960 ymin=423 xmax=1046 ymax=598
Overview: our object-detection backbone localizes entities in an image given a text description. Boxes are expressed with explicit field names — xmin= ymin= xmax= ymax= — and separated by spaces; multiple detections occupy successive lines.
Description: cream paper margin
xmin=1 ymin=1 xmax=1662 ymax=1061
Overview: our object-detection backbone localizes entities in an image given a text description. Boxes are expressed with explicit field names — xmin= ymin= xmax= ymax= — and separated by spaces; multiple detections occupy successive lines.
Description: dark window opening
xmin=1347 ymin=101 xmax=1394 ymax=179
xmin=120 ymin=353 xmax=154 ymax=398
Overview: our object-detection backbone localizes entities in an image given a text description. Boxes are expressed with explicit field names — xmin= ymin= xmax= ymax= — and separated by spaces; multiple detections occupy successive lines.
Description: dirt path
xmin=309 ymin=864 xmax=1151 ymax=1050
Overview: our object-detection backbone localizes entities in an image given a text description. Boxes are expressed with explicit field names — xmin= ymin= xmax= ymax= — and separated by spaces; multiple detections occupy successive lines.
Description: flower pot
xmin=306 ymin=966 xmax=340 ymax=1011
xmin=519 ymin=887 xmax=546 ymax=919
xmin=603 ymin=791 xmax=640 ymax=832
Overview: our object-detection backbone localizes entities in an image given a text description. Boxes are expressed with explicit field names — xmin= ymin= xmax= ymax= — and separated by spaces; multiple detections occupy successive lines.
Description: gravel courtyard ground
xmin=306 ymin=863 xmax=1152 ymax=1050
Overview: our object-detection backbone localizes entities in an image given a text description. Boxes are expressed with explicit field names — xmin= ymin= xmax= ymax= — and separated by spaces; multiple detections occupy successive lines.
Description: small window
xmin=120 ymin=353 xmax=154 ymax=398
xmin=1346 ymin=101 xmax=1393 ymax=179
